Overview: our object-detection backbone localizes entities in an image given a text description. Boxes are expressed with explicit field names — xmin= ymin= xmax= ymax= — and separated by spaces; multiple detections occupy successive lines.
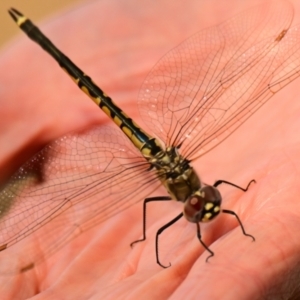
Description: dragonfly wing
xmin=0 ymin=125 xmax=159 ymax=274
xmin=138 ymin=0 xmax=295 ymax=159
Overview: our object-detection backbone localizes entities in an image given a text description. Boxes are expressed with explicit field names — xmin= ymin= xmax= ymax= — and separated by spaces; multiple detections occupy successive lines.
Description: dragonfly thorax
xmin=149 ymin=146 xmax=201 ymax=202
xmin=149 ymin=146 xmax=222 ymax=223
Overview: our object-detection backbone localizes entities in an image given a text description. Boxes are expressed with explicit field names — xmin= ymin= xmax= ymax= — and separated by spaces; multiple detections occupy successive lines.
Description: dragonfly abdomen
xmin=9 ymin=8 xmax=162 ymax=156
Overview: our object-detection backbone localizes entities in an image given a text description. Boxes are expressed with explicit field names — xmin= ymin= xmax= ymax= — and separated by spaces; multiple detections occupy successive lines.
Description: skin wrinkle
xmin=262 ymin=262 xmax=300 ymax=299
xmin=255 ymin=219 xmax=300 ymax=298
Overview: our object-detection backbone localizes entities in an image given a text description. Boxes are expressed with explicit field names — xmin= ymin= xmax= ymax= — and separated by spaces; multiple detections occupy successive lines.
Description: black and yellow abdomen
xmin=9 ymin=8 xmax=162 ymax=157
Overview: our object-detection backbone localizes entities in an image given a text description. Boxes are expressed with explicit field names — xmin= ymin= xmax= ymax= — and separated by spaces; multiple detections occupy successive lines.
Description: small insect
xmin=1 ymin=0 xmax=300 ymax=273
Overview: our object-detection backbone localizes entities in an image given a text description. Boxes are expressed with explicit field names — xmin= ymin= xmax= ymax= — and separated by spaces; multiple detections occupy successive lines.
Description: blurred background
xmin=0 ymin=0 xmax=80 ymax=48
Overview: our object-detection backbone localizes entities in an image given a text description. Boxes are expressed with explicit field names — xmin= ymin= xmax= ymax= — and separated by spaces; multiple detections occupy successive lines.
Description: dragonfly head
xmin=183 ymin=186 xmax=222 ymax=223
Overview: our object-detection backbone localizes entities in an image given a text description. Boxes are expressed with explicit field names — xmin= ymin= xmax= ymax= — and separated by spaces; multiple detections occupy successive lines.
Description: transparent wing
xmin=138 ymin=0 xmax=298 ymax=159
xmin=0 ymin=125 xmax=160 ymax=274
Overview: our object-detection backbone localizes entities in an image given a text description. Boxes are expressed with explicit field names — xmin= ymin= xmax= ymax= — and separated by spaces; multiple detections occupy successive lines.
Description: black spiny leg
xmin=196 ymin=222 xmax=214 ymax=262
xmin=156 ymin=212 xmax=183 ymax=268
xmin=130 ymin=196 xmax=172 ymax=247
xmin=214 ymin=179 xmax=256 ymax=191
xmin=222 ymin=209 xmax=255 ymax=241
xmin=214 ymin=179 xmax=256 ymax=242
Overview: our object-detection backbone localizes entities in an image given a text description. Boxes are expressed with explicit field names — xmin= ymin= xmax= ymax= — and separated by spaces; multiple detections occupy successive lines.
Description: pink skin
xmin=1 ymin=0 xmax=300 ymax=299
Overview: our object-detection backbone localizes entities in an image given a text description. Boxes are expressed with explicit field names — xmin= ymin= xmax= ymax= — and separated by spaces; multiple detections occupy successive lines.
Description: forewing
xmin=138 ymin=0 xmax=296 ymax=159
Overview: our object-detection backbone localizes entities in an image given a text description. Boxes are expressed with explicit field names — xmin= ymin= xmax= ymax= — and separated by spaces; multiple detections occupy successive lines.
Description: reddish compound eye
xmin=183 ymin=186 xmax=222 ymax=223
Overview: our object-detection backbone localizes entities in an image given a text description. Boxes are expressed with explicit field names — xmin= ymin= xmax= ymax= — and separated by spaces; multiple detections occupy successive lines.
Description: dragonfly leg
xmin=213 ymin=179 xmax=256 ymax=191
xmin=196 ymin=222 xmax=214 ymax=262
xmin=156 ymin=212 xmax=183 ymax=268
xmin=222 ymin=209 xmax=255 ymax=241
xmin=130 ymin=196 xmax=172 ymax=247
xmin=213 ymin=179 xmax=255 ymax=241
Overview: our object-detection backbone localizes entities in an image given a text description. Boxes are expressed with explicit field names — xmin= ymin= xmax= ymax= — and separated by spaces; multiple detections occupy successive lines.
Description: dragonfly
xmin=1 ymin=0 xmax=300 ymax=273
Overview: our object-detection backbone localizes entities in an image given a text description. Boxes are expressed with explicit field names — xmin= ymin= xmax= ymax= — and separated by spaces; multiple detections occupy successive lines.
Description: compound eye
xmin=183 ymin=186 xmax=222 ymax=223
